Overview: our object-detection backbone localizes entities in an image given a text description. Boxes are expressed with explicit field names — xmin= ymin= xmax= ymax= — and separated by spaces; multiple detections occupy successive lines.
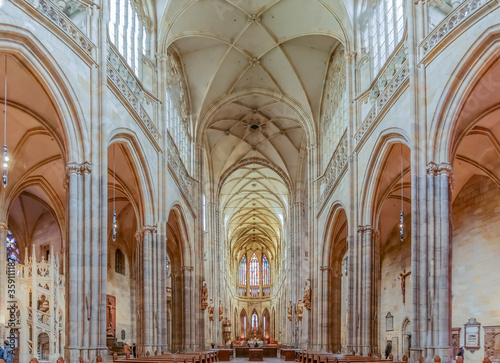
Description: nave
xmin=0 ymin=1 xmax=500 ymax=363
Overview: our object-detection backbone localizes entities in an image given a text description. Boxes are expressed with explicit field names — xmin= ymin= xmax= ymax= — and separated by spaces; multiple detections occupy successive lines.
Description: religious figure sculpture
xmin=208 ymin=299 xmax=214 ymax=321
xmin=219 ymin=301 xmax=224 ymax=321
xmin=303 ymin=280 xmax=311 ymax=310
xmin=399 ymin=269 xmax=411 ymax=304
xmin=201 ymin=280 xmax=208 ymax=310
xmin=296 ymin=300 xmax=304 ymax=321
xmin=287 ymin=301 xmax=292 ymax=321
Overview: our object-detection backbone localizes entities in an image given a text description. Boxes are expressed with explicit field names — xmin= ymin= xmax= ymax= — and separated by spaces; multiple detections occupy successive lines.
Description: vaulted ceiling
xmin=160 ymin=0 xmax=351 ymax=264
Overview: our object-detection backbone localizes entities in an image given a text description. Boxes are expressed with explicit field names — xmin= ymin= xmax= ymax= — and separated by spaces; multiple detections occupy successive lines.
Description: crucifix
xmin=398 ymin=269 xmax=411 ymax=304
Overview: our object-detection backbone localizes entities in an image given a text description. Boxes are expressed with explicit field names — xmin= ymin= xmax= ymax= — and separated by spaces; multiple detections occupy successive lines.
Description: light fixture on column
xmin=399 ymin=144 xmax=404 ymax=241
xmin=112 ymin=144 xmax=117 ymax=241
xmin=2 ymin=55 xmax=9 ymax=188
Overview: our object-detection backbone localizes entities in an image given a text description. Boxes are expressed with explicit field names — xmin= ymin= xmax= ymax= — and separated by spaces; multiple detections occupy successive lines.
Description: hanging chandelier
xmin=112 ymin=144 xmax=117 ymax=241
xmin=3 ymin=55 xmax=9 ymax=187
xmin=399 ymin=144 xmax=404 ymax=241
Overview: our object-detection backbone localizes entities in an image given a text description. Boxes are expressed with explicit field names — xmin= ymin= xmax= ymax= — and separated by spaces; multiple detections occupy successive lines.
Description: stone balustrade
xmin=420 ymin=0 xmax=494 ymax=58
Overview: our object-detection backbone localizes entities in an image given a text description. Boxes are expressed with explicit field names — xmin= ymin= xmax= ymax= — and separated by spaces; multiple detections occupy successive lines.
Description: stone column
xmin=182 ymin=265 xmax=194 ymax=350
xmin=135 ymin=225 xmax=157 ymax=355
xmin=157 ymin=223 xmax=168 ymax=353
xmin=356 ymin=226 xmax=379 ymax=355
xmin=345 ymin=50 xmax=357 ymax=356
xmin=319 ymin=265 xmax=331 ymax=351
xmin=418 ymin=162 xmax=453 ymax=362
xmin=66 ymin=162 xmax=92 ymax=363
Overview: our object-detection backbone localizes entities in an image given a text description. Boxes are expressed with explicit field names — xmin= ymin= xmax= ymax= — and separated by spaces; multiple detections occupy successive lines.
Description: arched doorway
xmin=401 ymin=318 xmax=411 ymax=359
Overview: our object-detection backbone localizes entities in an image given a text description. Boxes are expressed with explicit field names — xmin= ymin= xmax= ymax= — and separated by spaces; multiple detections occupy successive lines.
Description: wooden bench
xmin=280 ymin=348 xmax=304 ymax=361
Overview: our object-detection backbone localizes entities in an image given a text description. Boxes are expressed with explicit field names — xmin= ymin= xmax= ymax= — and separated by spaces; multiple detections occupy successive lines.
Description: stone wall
xmin=452 ymin=175 xmax=500 ymax=362
xmin=108 ymin=245 xmax=137 ymax=346
xmin=379 ymin=218 xmax=412 ymax=359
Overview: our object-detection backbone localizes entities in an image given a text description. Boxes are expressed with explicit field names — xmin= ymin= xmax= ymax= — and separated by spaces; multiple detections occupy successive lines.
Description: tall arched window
xmin=321 ymin=47 xmax=347 ymax=170
xmin=362 ymin=0 xmax=405 ymax=75
xmin=115 ymin=248 xmax=125 ymax=275
xmin=249 ymin=253 xmax=259 ymax=286
xmin=6 ymin=230 xmax=19 ymax=264
xmin=108 ymin=0 xmax=150 ymax=75
xmin=166 ymin=51 xmax=192 ymax=173
xmin=239 ymin=255 xmax=247 ymax=285
xmin=262 ymin=254 xmax=270 ymax=286
xmin=251 ymin=313 xmax=258 ymax=331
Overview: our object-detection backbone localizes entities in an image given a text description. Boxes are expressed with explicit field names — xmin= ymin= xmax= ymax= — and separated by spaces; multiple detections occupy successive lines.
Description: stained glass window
xmin=6 ymin=230 xmax=19 ymax=264
xmin=250 ymin=288 xmax=259 ymax=297
xmin=239 ymin=255 xmax=247 ymax=285
xmin=251 ymin=313 xmax=258 ymax=330
xmin=249 ymin=253 xmax=259 ymax=286
xmin=262 ymin=254 xmax=270 ymax=286
xmin=263 ymin=287 xmax=271 ymax=297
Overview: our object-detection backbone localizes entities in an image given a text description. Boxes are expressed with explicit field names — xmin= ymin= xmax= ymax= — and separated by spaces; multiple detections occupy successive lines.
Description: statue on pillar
xmin=219 ymin=301 xmax=224 ymax=322
xmin=296 ymin=300 xmax=304 ymax=321
xmin=303 ymin=280 xmax=311 ymax=310
xmin=201 ymin=280 xmax=208 ymax=310
xmin=208 ymin=299 xmax=214 ymax=321
xmin=287 ymin=301 xmax=292 ymax=321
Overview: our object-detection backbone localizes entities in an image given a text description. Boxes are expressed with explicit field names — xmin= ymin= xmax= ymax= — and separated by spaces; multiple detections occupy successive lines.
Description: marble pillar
xmin=66 ymin=161 xmax=103 ymax=363
xmin=135 ymin=225 xmax=161 ymax=355
xmin=356 ymin=226 xmax=379 ymax=355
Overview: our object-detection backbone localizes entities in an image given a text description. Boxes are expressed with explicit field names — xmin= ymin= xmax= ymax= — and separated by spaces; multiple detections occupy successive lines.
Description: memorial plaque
xmin=386 ymin=312 xmax=394 ymax=331
xmin=464 ymin=318 xmax=481 ymax=352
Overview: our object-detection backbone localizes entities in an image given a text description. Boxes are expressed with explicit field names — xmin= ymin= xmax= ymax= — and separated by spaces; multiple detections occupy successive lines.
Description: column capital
xmin=357 ymin=225 xmax=380 ymax=239
xmin=306 ymin=143 xmax=317 ymax=151
xmin=66 ymin=161 xmax=92 ymax=175
xmin=345 ymin=51 xmax=357 ymax=62
xmin=0 ymin=222 xmax=8 ymax=231
xmin=135 ymin=225 xmax=157 ymax=240
xmin=320 ymin=265 xmax=331 ymax=271
xmin=427 ymin=161 xmax=454 ymax=187
xmin=426 ymin=161 xmax=452 ymax=176
xmin=181 ymin=265 xmax=194 ymax=272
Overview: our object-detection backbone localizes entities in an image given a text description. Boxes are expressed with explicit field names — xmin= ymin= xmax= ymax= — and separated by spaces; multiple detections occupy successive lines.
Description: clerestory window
xmin=108 ymin=0 xmax=150 ymax=75
xmin=362 ymin=0 xmax=405 ymax=75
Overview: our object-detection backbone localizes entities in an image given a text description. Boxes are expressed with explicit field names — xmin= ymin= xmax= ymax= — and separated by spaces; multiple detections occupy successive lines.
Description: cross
xmin=398 ymin=269 xmax=411 ymax=304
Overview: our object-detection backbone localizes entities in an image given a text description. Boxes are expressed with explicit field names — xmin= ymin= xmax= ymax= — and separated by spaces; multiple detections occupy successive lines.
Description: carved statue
xmin=219 ymin=301 xmax=224 ymax=321
xmin=287 ymin=301 xmax=292 ymax=321
xmin=208 ymin=299 xmax=214 ymax=321
xmin=303 ymin=280 xmax=311 ymax=310
xmin=296 ymin=300 xmax=304 ymax=321
xmin=201 ymin=280 xmax=208 ymax=310
xmin=399 ymin=270 xmax=411 ymax=304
